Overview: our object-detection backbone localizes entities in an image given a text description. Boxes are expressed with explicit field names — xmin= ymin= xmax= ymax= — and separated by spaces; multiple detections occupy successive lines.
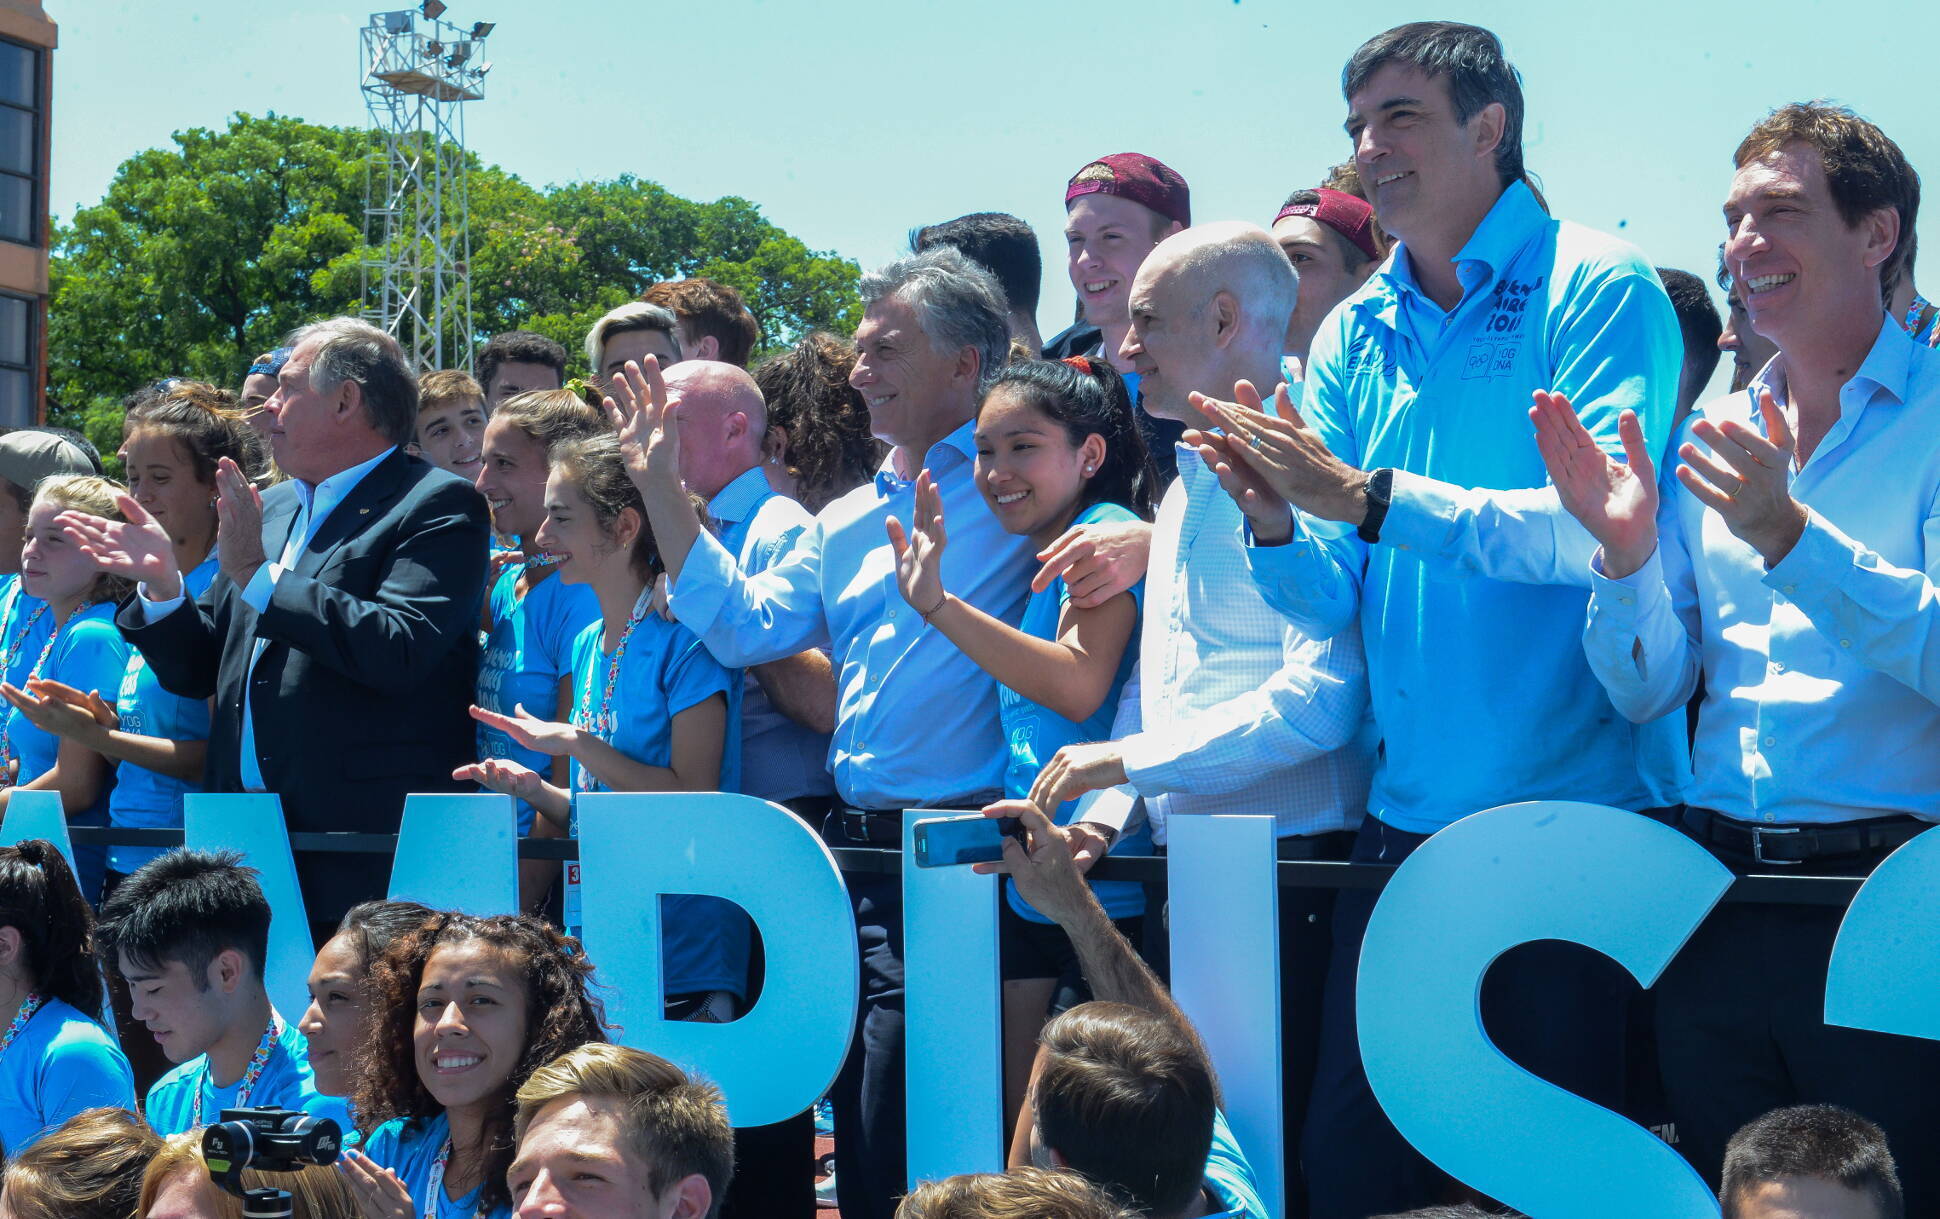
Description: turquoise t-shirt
xmin=477 ymin=563 xmax=599 ymax=834
xmin=362 ymin=1110 xmax=511 ymax=1219
xmin=566 ymin=613 xmax=745 ymax=998
xmin=145 ymin=1015 xmax=349 ymax=1136
xmin=0 ymin=996 xmax=135 ymax=1155
xmin=1203 ymin=1108 xmax=1269 ymax=1218
xmin=0 ymin=575 xmax=53 ymax=689
xmin=108 ymin=554 xmax=217 ymax=875
xmin=1000 ymin=501 xmax=1149 ymax=924
xmin=5 ymin=601 xmax=131 ymax=897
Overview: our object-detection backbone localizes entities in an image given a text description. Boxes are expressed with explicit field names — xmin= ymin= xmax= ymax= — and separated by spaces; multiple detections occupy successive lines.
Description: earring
xmin=1083 ymin=465 xmax=1094 ymax=476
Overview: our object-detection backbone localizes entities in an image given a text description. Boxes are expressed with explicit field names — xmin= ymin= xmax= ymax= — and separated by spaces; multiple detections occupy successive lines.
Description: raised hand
xmin=214 ymin=457 xmax=268 ymax=587
xmin=1530 ymin=393 xmax=1660 ymax=578
xmin=603 ymin=356 xmax=679 ymax=490
xmin=468 ymin=702 xmax=579 ymax=757
xmin=884 ymin=470 xmax=948 ymax=617
xmin=25 ymin=679 xmax=117 ymax=728
xmin=57 ymin=495 xmax=183 ymax=598
xmin=970 ymin=799 xmax=1096 ymax=921
xmin=1188 ymin=381 xmax=1369 ymax=525
xmin=1679 ymin=388 xmax=1808 ymax=566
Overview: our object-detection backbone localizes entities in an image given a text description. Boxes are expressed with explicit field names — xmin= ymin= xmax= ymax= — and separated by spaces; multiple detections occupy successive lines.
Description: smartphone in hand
xmin=910 ymin=810 xmax=1023 ymax=868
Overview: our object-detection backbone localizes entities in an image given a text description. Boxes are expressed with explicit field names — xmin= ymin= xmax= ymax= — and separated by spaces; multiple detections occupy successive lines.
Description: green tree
xmin=49 ymin=112 xmax=861 ymax=446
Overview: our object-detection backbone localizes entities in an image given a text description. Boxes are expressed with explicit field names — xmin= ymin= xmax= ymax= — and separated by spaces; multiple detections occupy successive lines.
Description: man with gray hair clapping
xmin=64 ymin=317 xmax=490 ymax=929
xmin=605 ymin=246 xmax=1035 ymax=1219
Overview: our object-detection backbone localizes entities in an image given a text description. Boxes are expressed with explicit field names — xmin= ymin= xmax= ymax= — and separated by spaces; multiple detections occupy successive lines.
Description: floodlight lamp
xmin=421 ymin=0 xmax=447 ymax=19
xmin=474 ymin=61 xmax=492 ymax=76
xmin=426 ymin=39 xmax=444 ymax=56
xmin=447 ymin=40 xmax=472 ymax=65
xmin=470 ymin=21 xmax=495 ymax=37
xmin=380 ymin=11 xmax=412 ymax=33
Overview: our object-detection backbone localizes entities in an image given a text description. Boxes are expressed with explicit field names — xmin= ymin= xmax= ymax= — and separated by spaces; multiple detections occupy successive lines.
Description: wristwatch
xmin=1357 ymin=468 xmax=1395 ymax=544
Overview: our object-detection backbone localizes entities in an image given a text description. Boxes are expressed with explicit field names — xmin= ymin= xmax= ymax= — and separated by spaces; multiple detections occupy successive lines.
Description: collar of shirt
xmin=288 ymin=446 xmax=396 ymax=540
xmin=1363 ymin=180 xmax=1546 ymax=329
xmin=873 ymin=418 xmax=977 ymax=495
xmin=707 ymin=465 xmax=774 ymax=527
xmin=1750 ymin=313 xmax=1908 ymax=450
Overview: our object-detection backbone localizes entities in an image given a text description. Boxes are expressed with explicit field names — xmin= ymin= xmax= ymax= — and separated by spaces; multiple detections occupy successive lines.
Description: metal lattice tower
xmin=359 ymin=5 xmax=494 ymax=372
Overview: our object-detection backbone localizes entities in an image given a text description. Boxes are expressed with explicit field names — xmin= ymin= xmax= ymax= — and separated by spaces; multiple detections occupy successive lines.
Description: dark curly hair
xmin=0 ymin=840 xmax=105 ymax=1021
xmin=751 ymin=331 xmax=886 ymax=514
xmin=350 ymin=913 xmax=610 ymax=1213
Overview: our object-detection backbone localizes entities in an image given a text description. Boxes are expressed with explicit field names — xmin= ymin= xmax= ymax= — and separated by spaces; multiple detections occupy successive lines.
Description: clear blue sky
xmin=48 ymin=0 xmax=1937 ymax=383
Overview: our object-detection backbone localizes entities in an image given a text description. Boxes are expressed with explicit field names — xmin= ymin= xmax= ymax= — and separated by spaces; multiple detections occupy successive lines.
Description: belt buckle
xmin=1751 ymin=823 xmax=1802 ymax=866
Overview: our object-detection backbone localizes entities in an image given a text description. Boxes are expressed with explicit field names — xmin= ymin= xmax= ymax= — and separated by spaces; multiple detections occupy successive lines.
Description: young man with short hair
xmin=95 ymin=849 xmax=344 ymax=1135
xmin=912 ymin=212 xmax=1044 ymax=352
xmin=477 ymin=330 xmax=569 ymax=408
xmin=1271 ymin=186 xmax=1382 ymax=369
xmin=1722 ymin=1106 xmax=1902 ymax=1219
xmin=510 ymin=1042 xmax=735 ymax=1219
xmin=413 ymin=368 xmax=489 ymax=481
xmin=586 ymin=303 xmax=684 ymax=390
xmin=1656 ymin=266 xmax=1725 ymax=429
xmin=642 ymin=278 xmax=761 ymax=369
xmin=1539 ymin=101 xmax=1940 ymax=1211
xmin=1048 ymin=152 xmax=1193 ymax=481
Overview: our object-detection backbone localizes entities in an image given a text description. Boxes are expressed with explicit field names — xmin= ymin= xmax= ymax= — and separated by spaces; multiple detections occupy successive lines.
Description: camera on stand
xmin=201 ymin=1108 xmax=342 ymax=1219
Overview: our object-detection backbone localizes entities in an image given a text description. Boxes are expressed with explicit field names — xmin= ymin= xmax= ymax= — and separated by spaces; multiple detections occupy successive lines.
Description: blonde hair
xmin=0 ymin=1107 xmax=162 ymax=1219
xmin=515 ymin=1044 xmax=734 ymax=1211
xmin=584 ymin=301 xmax=682 ymax=374
xmin=136 ymin=1133 xmax=360 ymax=1219
xmin=895 ymin=1168 xmax=1142 ymax=1219
xmin=30 ymin=475 xmax=133 ymax=607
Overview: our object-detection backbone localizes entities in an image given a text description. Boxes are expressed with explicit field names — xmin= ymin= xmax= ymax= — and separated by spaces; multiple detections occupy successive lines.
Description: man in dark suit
xmin=63 ymin=317 xmax=489 ymax=924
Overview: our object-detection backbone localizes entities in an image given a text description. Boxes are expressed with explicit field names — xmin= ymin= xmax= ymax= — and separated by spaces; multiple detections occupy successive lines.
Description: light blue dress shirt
xmin=670 ymin=420 xmax=1038 ymax=809
xmin=1585 ymin=319 xmax=1940 ymax=826
xmin=1244 ymin=181 xmax=1686 ymax=832
xmin=706 ymin=465 xmax=835 ymax=804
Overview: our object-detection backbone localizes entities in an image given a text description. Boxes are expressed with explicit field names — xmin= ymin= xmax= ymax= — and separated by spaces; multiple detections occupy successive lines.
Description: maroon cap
xmin=1065 ymin=153 xmax=1191 ymax=228
xmin=1274 ymin=187 xmax=1379 ymax=263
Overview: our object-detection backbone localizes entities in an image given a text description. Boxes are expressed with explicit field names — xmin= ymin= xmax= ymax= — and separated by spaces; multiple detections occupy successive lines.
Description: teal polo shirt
xmin=1246 ymin=181 xmax=1687 ymax=832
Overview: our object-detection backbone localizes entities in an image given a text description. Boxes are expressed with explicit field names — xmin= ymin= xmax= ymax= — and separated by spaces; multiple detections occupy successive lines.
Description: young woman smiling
xmin=887 ymin=356 xmax=1157 ymax=1134
xmin=0 ymin=476 xmax=134 ymax=900
xmin=459 ymin=433 xmax=746 ymax=1023
xmin=338 ymin=913 xmax=608 ymax=1219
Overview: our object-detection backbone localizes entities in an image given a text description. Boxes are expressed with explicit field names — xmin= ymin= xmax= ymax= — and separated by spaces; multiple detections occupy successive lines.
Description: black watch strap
xmin=1357 ymin=467 xmax=1395 ymax=544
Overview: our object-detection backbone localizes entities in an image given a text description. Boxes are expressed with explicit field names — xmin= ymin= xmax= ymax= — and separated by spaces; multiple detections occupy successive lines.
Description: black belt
xmin=825 ymin=806 xmax=903 ymax=846
xmin=1681 ymin=806 xmax=1929 ymax=867
xmin=1276 ymin=829 xmax=1357 ymax=861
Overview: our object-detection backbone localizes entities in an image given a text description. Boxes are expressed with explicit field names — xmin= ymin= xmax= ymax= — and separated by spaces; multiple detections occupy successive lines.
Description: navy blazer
xmin=119 ymin=449 xmax=490 ymax=917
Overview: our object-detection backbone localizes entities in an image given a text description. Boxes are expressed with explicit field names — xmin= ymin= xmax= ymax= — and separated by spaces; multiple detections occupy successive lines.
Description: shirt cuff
xmin=665 ymin=531 xmax=739 ymax=635
xmin=1587 ymin=546 xmax=1662 ymax=632
xmin=1762 ymin=510 xmax=1856 ymax=607
xmin=1073 ymin=784 xmax=1139 ymax=838
xmin=136 ymin=586 xmax=186 ymax=620
xmin=240 ymin=562 xmax=284 ymax=614
xmin=1370 ymin=467 xmax=1451 ymax=553
xmin=1119 ymin=729 xmax=1186 ymax=797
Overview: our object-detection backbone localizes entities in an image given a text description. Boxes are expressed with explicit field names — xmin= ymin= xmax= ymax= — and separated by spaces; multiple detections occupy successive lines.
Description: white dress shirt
xmin=1082 ymin=441 xmax=1373 ymax=846
xmin=1585 ymin=319 xmax=1940 ymax=826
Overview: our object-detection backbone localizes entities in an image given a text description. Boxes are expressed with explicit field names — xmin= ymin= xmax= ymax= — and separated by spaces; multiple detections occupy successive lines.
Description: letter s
xmin=1358 ymin=802 xmax=1731 ymax=1218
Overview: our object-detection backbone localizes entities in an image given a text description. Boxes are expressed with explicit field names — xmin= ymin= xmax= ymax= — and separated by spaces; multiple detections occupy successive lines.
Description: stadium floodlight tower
xmin=359 ymin=3 xmax=495 ymax=373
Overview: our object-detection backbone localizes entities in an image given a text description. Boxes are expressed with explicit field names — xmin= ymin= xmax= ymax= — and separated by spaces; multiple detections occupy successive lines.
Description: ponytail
xmin=0 ymin=841 xmax=105 ymax=1021
xmin=978 ymin=358 xmax=1158 ymax=520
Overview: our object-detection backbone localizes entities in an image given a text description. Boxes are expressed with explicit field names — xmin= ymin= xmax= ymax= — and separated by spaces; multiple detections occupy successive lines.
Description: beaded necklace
xmin=1904 ymin=294 xmax=1940 ymax=348
xmin=0 ymin=618 xmax=63 ymax=786
xmin=423 ymin=1133 xmax=487 ymax=1219
xmin=570 ymin=588 xmax=652 ymax=793
xmin=190 ymin=1012 xmax=282 ymax=1126
xmin=0 ymin=992 xmax=45 ymax=1064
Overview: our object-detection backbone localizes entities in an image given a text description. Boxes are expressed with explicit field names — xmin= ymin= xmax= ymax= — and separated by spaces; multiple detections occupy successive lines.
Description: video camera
xmin=201 ymin=1108 xmax=342 ymax=1219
